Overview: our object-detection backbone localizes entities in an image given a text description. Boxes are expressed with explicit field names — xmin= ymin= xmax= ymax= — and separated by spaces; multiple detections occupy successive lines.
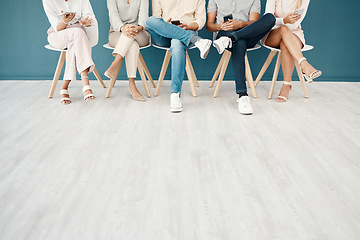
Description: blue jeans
xmin=146 ymin=16 xmax=196 ymax=93
xmin=217 ymin=13 xmax=276 ymax=94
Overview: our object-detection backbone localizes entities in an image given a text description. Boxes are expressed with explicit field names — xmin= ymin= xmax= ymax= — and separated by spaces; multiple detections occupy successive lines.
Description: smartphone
xmin=171 ymin=20 xmax=181 ymax=26
xmin=294 ymin=8 xmax=304 ymax=15
xmin=60 ymin=12 xmax=76 ymax=16
xmin=223 ymin=14 xmax=233 ymax=22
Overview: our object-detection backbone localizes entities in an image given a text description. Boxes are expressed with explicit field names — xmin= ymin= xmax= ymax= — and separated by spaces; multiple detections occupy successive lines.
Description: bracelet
xmin=62 ymin=20 xmax=68 ymax=25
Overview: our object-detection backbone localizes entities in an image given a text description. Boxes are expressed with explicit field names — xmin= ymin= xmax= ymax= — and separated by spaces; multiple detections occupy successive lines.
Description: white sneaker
xmin=194 ymin=39 xmax=212 ymax=59
xmin=213 ymin=37 xmax=232 ymax=54
xmin=237 ymin=96 xmax=253 ymax=115
xmin=170 ymin=92 xmax=183 ymax=113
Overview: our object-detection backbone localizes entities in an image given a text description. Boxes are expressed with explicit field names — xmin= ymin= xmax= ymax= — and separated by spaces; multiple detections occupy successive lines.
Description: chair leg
xmin=139 ymin=52 xmax=155 ymax=88
xmin=186 ymin=52 xmax=199 ymax=87
xmin=48 ymin=51 xmax=66 ymax=98
xmin=254 ymin=51 xmax=277 ymax=87
xmin=185 ymin=52 xmax=197 ymax=97
xmin=155 ymin=50 xmax=171 ymax=96
xmin=138 ymin=59 xmax=151 ymax=98
xmin=93 ymin=67 xmax=106 ymax=88
xmin=214 ymin=51 xmax=231 ymax=98
xmin=210 ymin=51 xmax=228 ymax=88
xmin=268 ymin=52 xmax=281 ymax=99
xmin=106 ymin=63 xmax=121 ymax=98
xmin=245 ymin=54 xmax=257 ymax=98
xmin=295 ymin=60 xmax=309 ymax=98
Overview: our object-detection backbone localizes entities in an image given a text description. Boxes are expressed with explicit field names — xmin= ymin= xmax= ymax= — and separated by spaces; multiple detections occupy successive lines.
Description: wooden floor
xmin=0 ymin=80 xmax=360 ymax=240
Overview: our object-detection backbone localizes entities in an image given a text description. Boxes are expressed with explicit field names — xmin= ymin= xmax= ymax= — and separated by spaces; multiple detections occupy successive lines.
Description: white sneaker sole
xmin=170 ymin=107 xmax=183 ymax=113
xmin=213 ymin=42 xmax=225 ymax=54
xmin=200 ymin=41 xmax=212 ymax=59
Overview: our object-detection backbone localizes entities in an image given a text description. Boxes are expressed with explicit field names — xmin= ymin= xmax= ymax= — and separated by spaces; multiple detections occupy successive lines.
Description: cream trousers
xmin=48 ymin=25 xmax=94 ymax=81
xmin=109 ymin=31 xmax=150 ymax=78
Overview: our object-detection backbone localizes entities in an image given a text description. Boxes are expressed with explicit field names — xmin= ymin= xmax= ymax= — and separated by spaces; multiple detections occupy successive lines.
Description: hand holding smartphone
xmin=171 ymin=20 xmax=181 ymax=26
xmin=294 ymin=8 xmax=304 ymax=15
xmin=60 ymin=12 xmax=76 ymax=17
xmin=223 ymin=14 xmax=233 ymax=22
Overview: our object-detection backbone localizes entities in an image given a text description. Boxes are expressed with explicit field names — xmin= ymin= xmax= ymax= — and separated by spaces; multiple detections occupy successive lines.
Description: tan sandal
xmin=276 ymin=81 xmax=292 ymax=103
xmin=298 ymin=57 xmax=322 ymax=83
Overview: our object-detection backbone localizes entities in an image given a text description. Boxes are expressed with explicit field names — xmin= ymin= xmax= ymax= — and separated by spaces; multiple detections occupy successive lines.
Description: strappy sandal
xmin=60 ymin=89 xmax=71 ymax=104
xmin=83 ymin=85 xmax=95 ymax=101
xmin=276 ymin=81 xmax=292 ymax=103
xmin=298 ymin=57 xmax=322 ymax=83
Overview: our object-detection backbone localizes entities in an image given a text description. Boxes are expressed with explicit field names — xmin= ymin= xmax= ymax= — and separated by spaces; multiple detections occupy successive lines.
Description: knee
xmin=279 ymin=25 xmax=290 ymax=35
xmin=71 ymin=28 xmax=86 ymax=38
xmin=263 ymin=13 xmax=276 ymax=26
xmin=170 ymin=40 xmax=186 ymax=56
xmin=146 ymin=16 xmax=160 ymax=30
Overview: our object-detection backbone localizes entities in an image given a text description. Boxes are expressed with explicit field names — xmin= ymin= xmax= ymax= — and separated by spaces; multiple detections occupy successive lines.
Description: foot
xmin=195 ymin=39 xmax=212 ymax=59
xmin=237 ymin=96 xmax=253 ymax=115
xmin=299 ymin=58 xmax=322 ymax=82
xmin=83 ymin=85 xmax=95 ymax=101
xmin=276 ymin=82 xmax=292 ymax=103
xmin=170 ymin=92 xmax=183 ymax=113
xmin=213 ymin=37 xmax=232 ymax=54
xmin=104 ymin=63 xmax=118 ymax=79
xmin=129 ymin=83 xmax=145 ymax=102
xmin=60 ymin=89 xmax=71 ymax=104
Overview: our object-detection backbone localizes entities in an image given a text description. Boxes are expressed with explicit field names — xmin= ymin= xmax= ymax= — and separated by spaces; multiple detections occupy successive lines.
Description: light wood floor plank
xmin=0 ymin=80 xmax=359 ymax=240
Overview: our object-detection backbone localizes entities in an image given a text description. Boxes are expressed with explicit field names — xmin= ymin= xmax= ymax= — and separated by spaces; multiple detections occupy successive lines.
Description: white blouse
xmin=265 ymin=0 xmax=310 ymax=30
xmin=42 ymin=0 xmax=98 ymax=46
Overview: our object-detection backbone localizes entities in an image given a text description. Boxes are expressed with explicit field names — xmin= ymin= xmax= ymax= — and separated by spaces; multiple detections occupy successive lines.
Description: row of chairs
xmin=46 ymin=42 xmax=315 ymax=99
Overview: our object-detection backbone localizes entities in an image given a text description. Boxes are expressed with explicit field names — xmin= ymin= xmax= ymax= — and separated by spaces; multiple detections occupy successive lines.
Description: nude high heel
xmin=276 ymin=81 xmax=292 ymax=103
xmin=298 ymin=57 xmax=322 ymax=83
xmin=128 ymin=86 xmax=145 ymax=102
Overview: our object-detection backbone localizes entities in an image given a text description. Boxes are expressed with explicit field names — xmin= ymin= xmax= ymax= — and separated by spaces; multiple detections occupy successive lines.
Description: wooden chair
xmin=45 ymin=45 xmax=106 ymax=98
xmin=209 ymin=44 xmax=261 ymax=98
xmin=254 ymin=44 xmax=314 ymax=99
xmin=152 ymin=45 xmax=199 ymax=97
xmin=103 ymin=43 xmax=156 ymax=98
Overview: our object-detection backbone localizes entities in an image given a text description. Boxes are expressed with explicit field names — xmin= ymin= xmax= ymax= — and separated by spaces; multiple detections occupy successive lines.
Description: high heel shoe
xmin=60 ymin=89 xmax=71 ymax=104
xmin=298 ymin=57 xmax=322 ymax=83
xmin=128 ymin=86 xmax=145 ymax=102
xmin=276 ymin=81 xmax=292 ymax=103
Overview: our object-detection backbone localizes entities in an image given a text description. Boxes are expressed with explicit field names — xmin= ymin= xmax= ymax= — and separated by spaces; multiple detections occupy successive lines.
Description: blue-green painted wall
xmin=0 ymin=0 xmax=359 ymax=81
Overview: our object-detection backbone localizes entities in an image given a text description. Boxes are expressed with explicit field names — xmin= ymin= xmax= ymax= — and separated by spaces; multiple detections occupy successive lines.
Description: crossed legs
xmin=265 ymin=26 xmax=321 ymax=101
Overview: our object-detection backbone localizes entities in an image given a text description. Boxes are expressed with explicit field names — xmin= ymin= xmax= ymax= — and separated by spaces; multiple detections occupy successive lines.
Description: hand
xmin=80 ymin=16 xmax=94 ymax=27
xmin=221 ymin=19 xmax=243 ymax=31
xmin=62 ymin=13 xmax=75 ymax=24
xmin=178 ymin=23 xmax=188 ymax=30
xmin=284 ymin=13 xmax=301 ymax=24
xmin=121 ymin=25 xmax=140 ymax=38
xmin=166 ymin=18 xmax=172 ymax=23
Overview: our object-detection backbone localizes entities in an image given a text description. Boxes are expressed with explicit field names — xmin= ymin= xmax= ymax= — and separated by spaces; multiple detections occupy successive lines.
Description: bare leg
xmin=61 ymin=80 xmax=71 ymax=104
xmin=106 ymin=54 xmax=124 ymax=77
xmin=277 ymin=41 xmax=294 ymax=102
xmin=265 ymin=26 xmax=319 ymax=77
xmin=80 ymin=68 xmax=95 ymax=100
xmin=128 ymin=78 xmax=143 ymax=98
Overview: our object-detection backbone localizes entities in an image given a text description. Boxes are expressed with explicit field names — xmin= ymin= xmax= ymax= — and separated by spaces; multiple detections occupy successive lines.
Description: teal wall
xmin=0 ymin=0 xmax=359 ymax=81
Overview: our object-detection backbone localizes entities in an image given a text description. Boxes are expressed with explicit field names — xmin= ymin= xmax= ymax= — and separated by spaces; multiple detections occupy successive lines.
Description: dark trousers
xmin=217 ymin=13 xmax=275 ymax=94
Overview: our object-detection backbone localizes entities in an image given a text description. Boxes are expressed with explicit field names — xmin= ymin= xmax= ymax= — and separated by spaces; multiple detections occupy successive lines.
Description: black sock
xmin=229 ymin=35 xmax=236 ymax=42
xmin=238 ymin=92 xmax=248 ymax=98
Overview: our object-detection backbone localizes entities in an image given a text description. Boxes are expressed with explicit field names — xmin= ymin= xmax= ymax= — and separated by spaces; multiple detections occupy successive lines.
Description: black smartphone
xmin=223 ymin=14 xmax=233 ymax=22
xmin=171 ymin=20 xmax=181 ymax=26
